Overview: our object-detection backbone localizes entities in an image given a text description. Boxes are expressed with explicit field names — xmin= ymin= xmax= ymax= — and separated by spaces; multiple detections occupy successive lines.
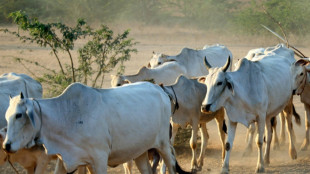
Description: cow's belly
xmin=107 ymin=131 xmax=159 ymax=165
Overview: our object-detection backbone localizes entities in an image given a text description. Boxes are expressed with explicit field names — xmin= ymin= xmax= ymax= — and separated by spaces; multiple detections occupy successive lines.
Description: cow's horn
xmin=222 ymin=56 xmax=231 ymax=72
xmin=204 ymin=56 xmax=212 ymax=70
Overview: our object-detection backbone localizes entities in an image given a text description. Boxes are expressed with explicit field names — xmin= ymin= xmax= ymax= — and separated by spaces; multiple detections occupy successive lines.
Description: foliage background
xmin=1 ymin=0 xmax=310 ymax=36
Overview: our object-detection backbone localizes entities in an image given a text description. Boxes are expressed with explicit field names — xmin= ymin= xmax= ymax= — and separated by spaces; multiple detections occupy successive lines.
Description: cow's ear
xmin=226 ymin=78 xmax=234 ymax=96
xmin=25 ymin=100 xmax=35 ymax=127
xmin=198 ymin=77 xmax=206 ymax=83
xmin=305 ymin=64 xmax=310 ymax=72
xmin=123 ymin=79 xmax=131 ymax=84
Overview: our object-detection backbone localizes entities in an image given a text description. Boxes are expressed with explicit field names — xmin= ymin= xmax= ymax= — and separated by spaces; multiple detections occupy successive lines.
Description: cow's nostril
xmin=4 ymin=143 xmax=11 ymax=152
xmin=206 ymin=104 xmax=211 ymax=111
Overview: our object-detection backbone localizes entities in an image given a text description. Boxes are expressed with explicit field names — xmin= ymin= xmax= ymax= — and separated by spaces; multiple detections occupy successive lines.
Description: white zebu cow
xmin=111 ymin=62 xmax=187 ymax=86
xmin=199 ymin=48 xmax=303 ymax=173
xmin=242 ymin=45 xmax=301 ymax=155
xmin=2 ymin=82 xmax=189 ymax=174
xmin=148 ymin=44 xmax=233 ymax=77
xmin=160 ymin=75 xmax=226 ymax=172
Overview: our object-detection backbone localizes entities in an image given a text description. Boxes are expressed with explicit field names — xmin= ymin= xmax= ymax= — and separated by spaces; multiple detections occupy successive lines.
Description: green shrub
xmin=1 ymin=11 xmax=137 ymax=97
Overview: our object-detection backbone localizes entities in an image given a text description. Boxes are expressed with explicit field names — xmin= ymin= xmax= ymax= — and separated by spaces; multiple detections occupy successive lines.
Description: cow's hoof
xmin=221 ymin=167 xmax=229 ymax=174
xmin=255 ymin=166 xmax=265 ymax=173
xmin=289 ymin=148 xmax=297 ymax=160
xmin=300 ymin=140 xmax=309 ymax=151
xmin=197 ymin=158 xmax=203 ymax=169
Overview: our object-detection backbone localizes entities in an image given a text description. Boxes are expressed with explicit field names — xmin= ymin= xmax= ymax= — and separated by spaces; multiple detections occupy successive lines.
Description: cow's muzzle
xmin=201 ymin=104 xmax=212 ymax=113
xmin=3 ymin=143 xmax=11 ymax=153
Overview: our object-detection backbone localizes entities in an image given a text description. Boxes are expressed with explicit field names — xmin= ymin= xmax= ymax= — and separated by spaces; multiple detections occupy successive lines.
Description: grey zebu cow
xmin=161 ymin=75 xmax=226 ymax=172
xmin=242 ymin=45 xmax=301 ymax=156
xmin=3 ymin=82 xmax=189 ymax=174
xmin=199 ymin=47 xmax=304 ymax=173
xmin=293 ymin=58 xmax=310 ymax=150
xmin=148 ymin=44 xmax=233 ymax=77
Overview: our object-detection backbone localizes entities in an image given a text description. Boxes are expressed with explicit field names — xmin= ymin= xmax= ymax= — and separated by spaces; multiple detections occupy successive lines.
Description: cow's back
xmin=172 ymin=45 xmax=232 ymax=77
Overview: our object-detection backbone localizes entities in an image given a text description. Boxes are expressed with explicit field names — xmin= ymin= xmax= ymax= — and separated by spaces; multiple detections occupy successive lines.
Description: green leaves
xmin=3 ymin=11 xmax=136 ymax=96
xmin=77 ymin=25 xmax=137 ymax=87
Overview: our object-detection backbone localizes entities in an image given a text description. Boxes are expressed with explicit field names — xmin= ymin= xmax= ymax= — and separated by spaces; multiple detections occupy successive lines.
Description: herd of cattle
xmin=0 ymin=43 xmax=309 ymax=174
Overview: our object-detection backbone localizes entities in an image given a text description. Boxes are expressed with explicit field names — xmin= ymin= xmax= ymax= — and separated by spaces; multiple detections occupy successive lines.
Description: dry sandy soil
xmin=0 ymin=25 xmax=310 ymax=173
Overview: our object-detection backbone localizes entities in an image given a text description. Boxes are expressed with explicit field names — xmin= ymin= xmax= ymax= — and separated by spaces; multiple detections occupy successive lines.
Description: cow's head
xmin=199 ymin=57 xmax=233 ymax=113
xmin=3 ymin=93 xmax=38 ymax=153
xmin=148 ymin=52 xmax=173 ymax=68
xmin=110 ymin=75 xmax=130 ymax=87
xmin=291 ymin=58 xmax=310 ymax=95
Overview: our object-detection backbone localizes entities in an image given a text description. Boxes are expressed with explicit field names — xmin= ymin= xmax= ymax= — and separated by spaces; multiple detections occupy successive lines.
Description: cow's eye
xmin=16 ymin=113 xmax=22 ymax=119
xmin=217 ymin=82 xmax=223 ymax=86
xmin=300 ymin=72 xmax=304 ymax=76
xmin=158 ymin=62 xmax=162 ymax=65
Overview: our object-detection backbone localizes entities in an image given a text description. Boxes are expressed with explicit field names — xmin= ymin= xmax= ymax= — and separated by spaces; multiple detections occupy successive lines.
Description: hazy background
xmin=1 ymin=0 xmax=310 ymax=41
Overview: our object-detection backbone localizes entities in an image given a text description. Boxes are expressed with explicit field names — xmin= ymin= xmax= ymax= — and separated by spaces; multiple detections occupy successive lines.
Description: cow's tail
xmin=222 ymin=119 xmax=227 ymax=134
xmin=170 ymin=145 xmax=192 ymax=174
xmin=292 ymin=104 xmax=301 ymax=126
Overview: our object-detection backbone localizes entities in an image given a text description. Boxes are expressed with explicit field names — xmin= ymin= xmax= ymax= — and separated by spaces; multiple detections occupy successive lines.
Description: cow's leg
xmin=284 ymin=109 xmax=297 ymax=160
xmin=92 ymin=154 xmax=108 ymax=174
xmin=160 ymin=122 xmax=179 ymax=174
xmin=123 ymin=161 xmax=133 ymax=174
xmin=221 ymin=121 xmax=237 ymax=174
xmin=256 ymin=116 xmax=265 ymax=173
xmin=272 ymin=116 xmax=280 ymax=150
xmin=34 ymin=154 xmax=53 ymax=174
xmin=156 ymin=144 xmax=176 ymax=174
xmin=170 ymin=122 xmax=180 ymax=146
xmin=301 ymin=103 xmax=310 ymax=150
xmin=244 ymin=122 xmax=255 ymax=156
xmin=25 ymin=167 xmax=35 ymax=174
xmin=134 ymin=152 xmax=152 ymax=174
xmin=77 ymin=166 xmax=88 ymax=174
xmin=263 ymin=117 xmax=272 ymax=166
xmin=54 ymin=158 xmax=67 ymax=174
xmin=214 ymin=110 xmax=226 ymax=161
xmin=189 ymin=120 xmax=199 ymax=172
xmin=279 ymin=111 xmax=286 ymax=145
xmin=197 ymin=122 xmax=209 ymax=170
xmin=151 ymin=150 xmax=160 ymax=174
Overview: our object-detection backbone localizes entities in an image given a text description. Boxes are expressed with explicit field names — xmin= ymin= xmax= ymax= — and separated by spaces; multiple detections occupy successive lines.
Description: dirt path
xmin=0 ymin=25 xmax=310 ymax=173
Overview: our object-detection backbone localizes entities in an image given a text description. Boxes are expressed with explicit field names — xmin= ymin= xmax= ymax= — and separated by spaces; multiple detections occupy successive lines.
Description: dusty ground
xmin=0 ymin=25 xmax=310 ymax=173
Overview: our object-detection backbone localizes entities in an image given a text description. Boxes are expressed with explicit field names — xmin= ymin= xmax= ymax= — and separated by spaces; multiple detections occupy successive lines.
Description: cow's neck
xmin=124 ymin=70 xmax=150 ymax=83
xmin=37 ymin=99 xmax=76 ymax=155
